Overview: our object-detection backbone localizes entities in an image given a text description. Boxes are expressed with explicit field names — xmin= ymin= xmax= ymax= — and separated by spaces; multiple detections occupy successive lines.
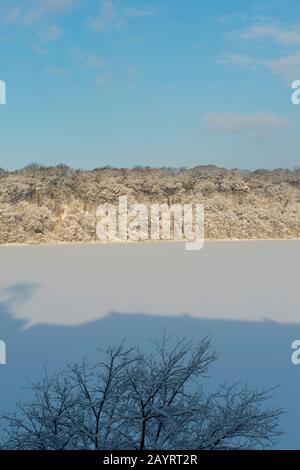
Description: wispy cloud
xmin=123 ymin=7 xmax=157 ymax=18
xmin=38 ymin=24 xmax=62 ymax=43
xmin=2 ymin=0 xmax=79 ymax=49
xmin=46 ymin=65 xmax=69 ymax=77
xmin=85 ymin=55 xmax=107 ymax=70
xmin=71 ymin=50 xmax=107 ymax=70
xmin=70 ymin=49 xmax=111 ymax=86
xmin=4 ymin=5 xmax=23 ymax=24
xmin=231 ymin=23 xmax=300 ymax=46
xmin=267 ymin=51 xmax=300 ymax=80
xmin=218 ymin=53 xmax=262 ymax=70
xmin=87 ymin=0 xmax=157 ymax=32
xmin=203 ymin=112 xmax=287 ymax=137
xmin=219 ymin=51 xmax=300 ymax=80
xmin=95 ymin=70 xmax=111 ymax=87
xmin=84 ymin=54 xmax=111 ymax=86
xmin=4 ymin=0 xmax=79 ymax=26
xmin=220 ymin=19 xmax=300 ymax=80
xmin=87 ymin=0 xmax=123 ymax=32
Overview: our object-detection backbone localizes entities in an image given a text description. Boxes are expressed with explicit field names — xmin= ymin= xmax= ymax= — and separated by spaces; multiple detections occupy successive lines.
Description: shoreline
xmin=0 ymin=237 xmax=300 ymax=248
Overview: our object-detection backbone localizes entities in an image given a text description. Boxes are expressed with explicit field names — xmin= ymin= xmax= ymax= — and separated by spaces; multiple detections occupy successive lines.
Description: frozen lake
xmin=0 ymin=241 xmax=300 ymax=449
xmin=0 ymin=240 xmax=299 ymax=327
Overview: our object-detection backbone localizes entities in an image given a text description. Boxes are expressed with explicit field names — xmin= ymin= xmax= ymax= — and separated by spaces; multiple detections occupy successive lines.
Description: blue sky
xmin=0 ymin=0 xmax=300 ymax=170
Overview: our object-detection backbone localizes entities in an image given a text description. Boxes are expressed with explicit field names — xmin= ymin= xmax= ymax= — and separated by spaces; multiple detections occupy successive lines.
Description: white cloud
xmin=267 ymin=51 xmax=300 ymax=81
xmin=46 ymin=65 xmax=69 ymax=77
xmin=218 ymin=53 xmax=262 ymax=70
xmin=232 ymin=23 xmax=300 ymax=46
xmin=4 ymin=5 xmax=22 ymax=24
xmin=219 ymin=51 xmax=300 ymax=81
xmin=203 ymin=112 xmax=287 ymax=137
xmin=123 ymin=7 xmax=157 ymax=18
xmin=70 ymin=49 xmax=111 ymax=86
xmin=95 ymin=70 xmax=111 ymax=87
xmin=37 ymin=0 xmax=79 ymax=16
xmin=24 ymin=1 xmax=68 ymax=25
xmin=38 ymin=24 xmax=62 ymax=42
xmin=88 ymin=0 xmax=157 ymax=32
xmin=85 ymin=54 xmax=107 ymax=70
xmin=87 ymin=0 xmax=123 ymax=32
xmin=220 ymin=19 xmax=300 ymax=81
xmin=71 ymin=50 xmax=108 ymax=70
xmin=4 ymin=0 xmax=79 ymax=26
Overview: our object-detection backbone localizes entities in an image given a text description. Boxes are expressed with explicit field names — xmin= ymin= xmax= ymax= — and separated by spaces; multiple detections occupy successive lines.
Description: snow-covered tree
xmin=0 ymin=335 xmax=282 ymax=450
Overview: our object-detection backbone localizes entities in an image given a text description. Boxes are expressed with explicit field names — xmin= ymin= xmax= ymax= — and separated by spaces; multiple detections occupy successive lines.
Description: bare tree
xmin=0 ymin=335 xmax=282 ymax=450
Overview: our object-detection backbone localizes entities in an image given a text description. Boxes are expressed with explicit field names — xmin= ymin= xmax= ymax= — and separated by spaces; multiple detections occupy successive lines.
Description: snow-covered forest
xmin=1 ymin=165 xmax=300 ymax=243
